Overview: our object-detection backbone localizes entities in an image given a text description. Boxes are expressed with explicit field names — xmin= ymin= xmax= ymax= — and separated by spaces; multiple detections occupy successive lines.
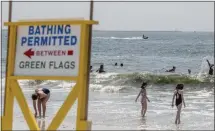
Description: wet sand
xmin=1 ymin=85 xmax=214 ymax=130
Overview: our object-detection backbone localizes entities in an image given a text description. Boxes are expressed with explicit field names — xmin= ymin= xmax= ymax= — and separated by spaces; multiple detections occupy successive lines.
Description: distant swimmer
xmin=96 ymin=64 xmax=106 ymax=73
xmin=166 ymin=66 xmax=176 ymax=73
xmin=135 ymin=82 xmax=150 ymax=117
xmin=120 ymin=63 xmax=123 ymax=67
xmin=171 ymin=84 xmax=186 ymax=124
xmin=142 ymin=34 xmax=148 ymax=39
xmin=206 ymin=59 xmax=214 ymax=75
xmin=90 ymin=65 xmax=93 ymax=72
xmin=188 ymin=69 xmax=191 ymax=75
xmin=115 ymin=63 xmax=118 ymax=66
xmin=32 ymin=88 xmax=50 ymax=118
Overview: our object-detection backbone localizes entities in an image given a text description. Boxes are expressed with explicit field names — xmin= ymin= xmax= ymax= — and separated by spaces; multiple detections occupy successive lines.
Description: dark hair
xmin=32 ymin=93 xmax=38 ymax=100
xmin=176 ymin=84 xmax=184 ymax=90
xmin=141 ymin=82 xmax=147 ymax=89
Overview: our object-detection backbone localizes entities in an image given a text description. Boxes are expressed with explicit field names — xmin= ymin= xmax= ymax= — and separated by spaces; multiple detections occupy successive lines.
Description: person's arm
xmin=181 ymin=91 xmax=186 ymax=107
xmin=33 ymin=100 xmax=37 ymax=117
xmin=135 ymin=89 xmax=142 ymax=102
xmin=206 ymin=60 xmax=211 ymax=67
xmin=171 ymin=91 xmax=176 ymax=107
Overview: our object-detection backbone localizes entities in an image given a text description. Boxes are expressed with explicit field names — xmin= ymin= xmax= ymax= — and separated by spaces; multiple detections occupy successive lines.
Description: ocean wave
xmin=1 ymin=72 xmax=214 ymax=94
xmin=89 ymin=72 xmax=214 ymax=87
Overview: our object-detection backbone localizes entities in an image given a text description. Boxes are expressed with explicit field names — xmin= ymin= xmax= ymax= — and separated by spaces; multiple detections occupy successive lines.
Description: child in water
xmin=135 ymin=82 xmax=150 ymax=117
xmin=171 ymin=84 xmax=186 ymax=124
xmin=32 ymin=87 xmax=50 ymax=118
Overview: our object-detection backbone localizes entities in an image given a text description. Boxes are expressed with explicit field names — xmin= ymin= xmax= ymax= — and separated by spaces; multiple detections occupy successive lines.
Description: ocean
xmin=1 ymin=30 xmax=214 ymax=130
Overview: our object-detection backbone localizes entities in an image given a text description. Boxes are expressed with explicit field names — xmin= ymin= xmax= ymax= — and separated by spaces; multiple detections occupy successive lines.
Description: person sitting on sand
xmin=96 ymin=64 xmax=106 ymax=73
xmin=206 ymin=59 xmax=214 ymax=75
xmin=171 ymin=84 xmax=186 ymax=124
xmin=135 ymin=82 xmax=150 ymax=117
xmin=166 ymin=66 xmax=176 ymax=73
xmin=32 ymin=87 xmax=50 ymax=118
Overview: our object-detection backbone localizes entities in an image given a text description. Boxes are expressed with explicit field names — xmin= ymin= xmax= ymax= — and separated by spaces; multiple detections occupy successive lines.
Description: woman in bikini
xmin=135 ymin=82 xmax=150 ymax=117
xmin=171 ymin=84 xmax=186 ymax=124
xmin=32 ymin=87 xmax=50 ymax=118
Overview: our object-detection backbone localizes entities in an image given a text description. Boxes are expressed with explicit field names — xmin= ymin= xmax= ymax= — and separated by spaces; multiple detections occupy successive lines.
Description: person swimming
xmin=90 ymin=65 xmax=93 ymax=72
xmin=32 ymin=87 xmax=50 ymax=118
xmin=166 ymin=66 xmax=176 ymax=73
xmin=96 ymin=64 xmax=106 ymax=73
xmin=120 ymin=63 xmax=123 ymax=67
xmin=171 ymin=84 xmax=186 ymax=124
xmin=135 ymin=82 xmax=150 ymax=117
xmin=206 ymin=59 xmax=214 ymax=75
xmin=115 ymin=63 xmax=118 ymax=66
xmin=188 ymin=69 xmax=191 ymax=75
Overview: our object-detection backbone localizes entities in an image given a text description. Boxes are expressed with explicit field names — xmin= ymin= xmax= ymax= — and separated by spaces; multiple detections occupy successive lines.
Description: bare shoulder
xmin=179 ymin=90 xmax=184 ymax=94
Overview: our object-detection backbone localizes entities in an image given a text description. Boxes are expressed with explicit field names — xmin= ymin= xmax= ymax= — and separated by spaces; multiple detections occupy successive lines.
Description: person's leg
xmin=37 ymin=99 xmax=42 ymax=117
xmin=175 ymin=104 xmax=178 ymax=124
xmin=142 ymin=101 xmax=147 ymax=117
xmin=176 ymin=104 xmax=182 ymax=124
xmin=141 ymin=102 xmax=144 ymax=116
xmin=177 ymin=104 xmax=182 ymax=124
xmin=42 ymin=94 xmax=50 ymax=118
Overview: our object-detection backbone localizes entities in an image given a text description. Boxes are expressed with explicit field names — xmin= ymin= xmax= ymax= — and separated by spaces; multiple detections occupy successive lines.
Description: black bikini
xmin=42 ymin=88 xmax=50 ymax=95
xmin=175 ymin=91 xmax=182 ymax=106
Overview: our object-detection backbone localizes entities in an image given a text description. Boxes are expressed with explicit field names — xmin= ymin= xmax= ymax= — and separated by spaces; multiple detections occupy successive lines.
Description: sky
xmin=1 ymin=1 xmax=214 ymax=31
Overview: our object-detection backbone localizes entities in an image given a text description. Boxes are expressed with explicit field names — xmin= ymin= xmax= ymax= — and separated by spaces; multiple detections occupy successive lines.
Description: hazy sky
xmin=1 ymin=1 xmax=214 ymax=31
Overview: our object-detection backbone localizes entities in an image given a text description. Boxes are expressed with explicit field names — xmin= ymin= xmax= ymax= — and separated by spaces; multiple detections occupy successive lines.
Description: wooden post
xmin=4 ymin=0 xmax=13 ymax=115
xmin=3 ymin=0 xmax=14 ymax=130
xmin=76 ymin=1 xmax=94 ymax=130
xmin=85 ymin=0 xmax=94 ymax=119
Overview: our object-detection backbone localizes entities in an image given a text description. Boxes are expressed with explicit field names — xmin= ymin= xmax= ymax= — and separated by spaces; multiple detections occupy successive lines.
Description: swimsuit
xmin=42 ymin=88 xmax=50 ymax=95
xmin=209 ymin=68 xmax=213 ymax=75
xmin=141 ymin=90 xmax=146 ymax=104
xmin=175 ymin=91 xmax=182 ymax=106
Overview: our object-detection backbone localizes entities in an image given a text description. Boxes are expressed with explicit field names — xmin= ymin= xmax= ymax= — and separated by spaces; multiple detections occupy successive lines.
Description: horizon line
xmin=1 ymin=28 xmax=214 ymax=32
xmin=93 ymin=30 xmax=214 ymax=32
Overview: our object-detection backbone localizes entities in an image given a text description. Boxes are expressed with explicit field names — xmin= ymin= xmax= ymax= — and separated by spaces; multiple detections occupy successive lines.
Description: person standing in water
xmin=188 ymin=69 xmax=191 ymax=75
xmin=135 ymin=82 xmax=150 ymax=117
xmin=96 ymin=64 xmax=106 ymax=73
xmin=171 ymin=84 xmax=186 ymax=124
xmin=32 ymin=87 xmax=50 ymax=118
xmin=206 ymin=59 xmax=214 ymax=75
xmin=90 ymin=65 xmax=93 ymax=72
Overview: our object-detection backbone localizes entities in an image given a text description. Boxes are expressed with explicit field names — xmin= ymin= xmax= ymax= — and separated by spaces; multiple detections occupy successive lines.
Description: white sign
xmin=14 ymin=24 xmax=81 ymax=76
